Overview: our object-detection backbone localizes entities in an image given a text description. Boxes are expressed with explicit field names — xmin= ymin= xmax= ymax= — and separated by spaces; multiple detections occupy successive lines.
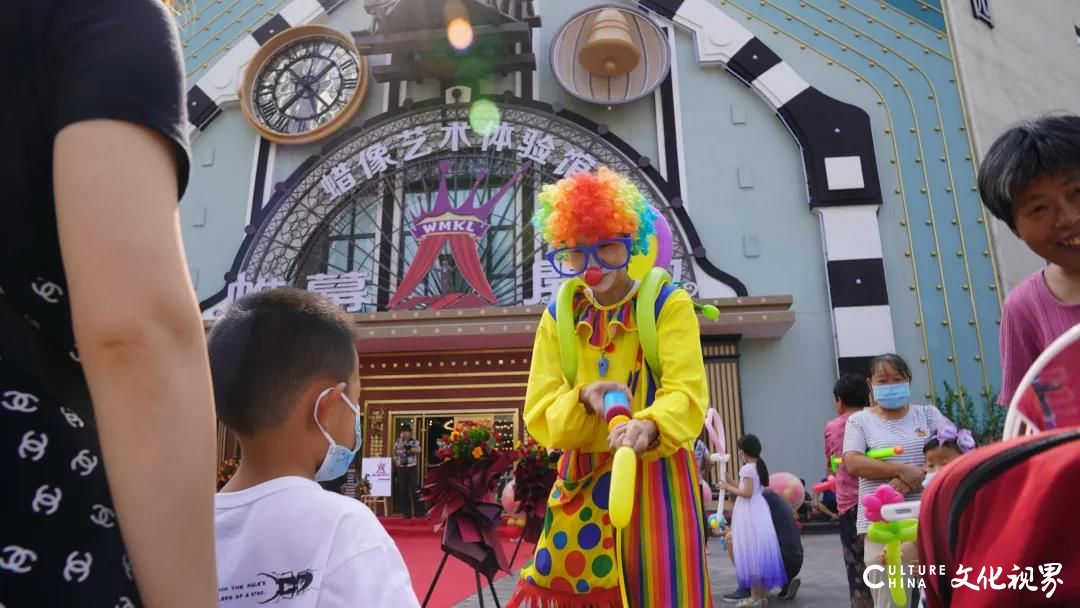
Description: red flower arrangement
xmin=511 ymin=440 xmax=558 ymax=543
xmin=217 ymin=458 xmax=239 ymax=490
xmin=420 ymin=420 xmax=520 ymax=578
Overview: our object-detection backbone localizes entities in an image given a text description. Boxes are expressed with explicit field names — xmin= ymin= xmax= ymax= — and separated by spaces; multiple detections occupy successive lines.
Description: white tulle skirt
xmin=731 ymin=493 xmax=789 ymax=590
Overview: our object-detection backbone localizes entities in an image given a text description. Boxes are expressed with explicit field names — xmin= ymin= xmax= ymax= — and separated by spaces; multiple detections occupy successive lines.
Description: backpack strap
xmin=636 ymin=267 xmax=673 ymax=383
xmin=551 ymin=268 xmax=678 ymax=387
xmin=553 ymin=278 xmax=585 ymax=386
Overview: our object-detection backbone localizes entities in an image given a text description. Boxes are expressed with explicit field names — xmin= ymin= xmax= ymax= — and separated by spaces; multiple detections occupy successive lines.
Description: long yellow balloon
xmin=609 ymin=444 xmax=637 ymax=529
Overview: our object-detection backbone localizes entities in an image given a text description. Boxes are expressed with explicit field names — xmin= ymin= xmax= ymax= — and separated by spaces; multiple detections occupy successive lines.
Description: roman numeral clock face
xmin=241 ymin=26 xmax=368 ymax=144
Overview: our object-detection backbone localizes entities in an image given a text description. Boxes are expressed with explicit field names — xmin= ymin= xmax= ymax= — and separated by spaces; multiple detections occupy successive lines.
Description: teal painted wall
xmin=181 ymin=111 xmax=257 ymax=301
xmin=671 ymin=18 xmax=868 ymax=487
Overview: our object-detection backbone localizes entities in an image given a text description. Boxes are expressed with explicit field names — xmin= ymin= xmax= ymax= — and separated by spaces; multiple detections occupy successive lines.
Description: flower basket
xmin=511 ymin=440 xmax=558 ymax=544
xmin=217 ymin=458 xmax=239 ymax=490
xmin=420 ymin=420 xmax=520 ymax=577
xmin=357 ymin=474 xmax=372 ymax=499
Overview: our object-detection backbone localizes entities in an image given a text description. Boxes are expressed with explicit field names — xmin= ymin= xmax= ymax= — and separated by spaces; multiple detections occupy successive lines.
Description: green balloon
xmin=468 ymin=100 xmax=500 ymax=136
xmin=702 ymin=304 xmax=720 ymax=320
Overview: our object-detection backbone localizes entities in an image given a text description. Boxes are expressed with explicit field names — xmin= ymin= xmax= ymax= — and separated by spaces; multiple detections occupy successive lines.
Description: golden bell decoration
xmin=578 ymin=8 xmax=641 ymax=77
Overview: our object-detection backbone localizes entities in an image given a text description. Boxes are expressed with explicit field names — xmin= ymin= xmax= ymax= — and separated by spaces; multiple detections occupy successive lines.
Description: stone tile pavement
xmin=452 ymin=532 xmax=851 ymax=608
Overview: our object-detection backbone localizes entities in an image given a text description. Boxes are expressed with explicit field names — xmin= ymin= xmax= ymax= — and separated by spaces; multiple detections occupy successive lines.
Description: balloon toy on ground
xmin=767 ymin=472 xmax=805 ymax=512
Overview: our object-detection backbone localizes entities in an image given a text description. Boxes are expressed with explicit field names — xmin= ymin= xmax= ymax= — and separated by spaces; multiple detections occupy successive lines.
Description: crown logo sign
xmin=389 ymin=160 xmax=532 ymax=308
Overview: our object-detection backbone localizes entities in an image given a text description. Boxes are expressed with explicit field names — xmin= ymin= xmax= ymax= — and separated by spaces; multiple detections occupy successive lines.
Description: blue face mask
xmin=313 ymin=387 xmax=363 ymax=482
xmin=873 ymin=382 xmax=911 ymax=410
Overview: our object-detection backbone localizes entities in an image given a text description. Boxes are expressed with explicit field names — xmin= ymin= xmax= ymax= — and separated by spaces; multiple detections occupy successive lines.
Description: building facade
xmin=945 ymin=0 xmax=1080 ymax=294
xmin=182 ymin=0 xmax=1064 ymax=486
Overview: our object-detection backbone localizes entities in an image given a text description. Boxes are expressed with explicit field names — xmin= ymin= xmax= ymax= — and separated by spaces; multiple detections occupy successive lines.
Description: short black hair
xmin=208 ymin=288 xmax=356 ymax=435
xmin=869 ymin=353 xmax=912 ymax=381
xmin=978 ymin=114 xmax=1080 ymax=230
xmin=833 ymin=373 xmax=869 ymax=408
xmin=401 ymin=424 xmax=412 ymax=433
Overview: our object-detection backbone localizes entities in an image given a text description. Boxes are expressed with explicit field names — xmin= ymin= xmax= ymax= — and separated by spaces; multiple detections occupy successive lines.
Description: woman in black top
xmin=1 ymin=0 xmax=217 ymax=606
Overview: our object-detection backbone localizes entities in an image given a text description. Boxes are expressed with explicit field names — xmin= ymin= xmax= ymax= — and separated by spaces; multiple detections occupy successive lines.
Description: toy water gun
xmin=863 ymin=485 xmax=918 ymax=606
xmin=812 ymin=475 xmax=836 ymax=494
xmin=830 ymin=446 xmax=904 ymax=473
xmin=604 ymin=391 xmax=636 ymax=608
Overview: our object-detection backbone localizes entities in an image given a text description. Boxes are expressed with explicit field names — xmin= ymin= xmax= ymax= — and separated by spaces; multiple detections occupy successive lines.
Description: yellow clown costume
xmin=507 ymin=168 xmax=712 ymax=608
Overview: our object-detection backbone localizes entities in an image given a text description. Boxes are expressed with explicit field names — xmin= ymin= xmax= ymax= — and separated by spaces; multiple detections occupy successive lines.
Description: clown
xmin=507 ymin=168 xmax=711 ymax=608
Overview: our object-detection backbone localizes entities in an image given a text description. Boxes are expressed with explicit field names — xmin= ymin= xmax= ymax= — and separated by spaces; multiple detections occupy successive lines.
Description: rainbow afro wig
xmin=532 ymin=167 xmax=657 ymax=254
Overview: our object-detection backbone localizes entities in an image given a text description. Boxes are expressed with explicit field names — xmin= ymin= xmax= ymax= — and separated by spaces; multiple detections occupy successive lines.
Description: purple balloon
xmin=652 ymin=209 xmax=673 ymax=269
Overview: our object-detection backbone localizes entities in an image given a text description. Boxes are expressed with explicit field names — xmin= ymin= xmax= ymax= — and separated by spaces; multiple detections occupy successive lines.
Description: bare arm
xmin=843 ymin=452 xmax=902 ymax=478
xmin=844 ymin=452 xmax=924 ymax=489
xmin=723 ymin=476 xmax=754 ymax=499
xmin=55 ymin=120 xmax=217 ymax=607
xmin=812 ymin=494 xmax=838 ymax=519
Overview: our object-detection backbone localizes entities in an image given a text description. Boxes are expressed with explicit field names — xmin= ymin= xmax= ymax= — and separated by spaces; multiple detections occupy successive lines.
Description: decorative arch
xmin=640 ymin=0 xmax=895 ymax=375
xmin=201 ymin=96 xmax=747 ymax=312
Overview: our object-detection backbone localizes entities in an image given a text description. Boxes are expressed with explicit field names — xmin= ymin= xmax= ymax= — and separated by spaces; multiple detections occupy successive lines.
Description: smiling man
xmin=977 ymin=114 xmax=1080 ymax=407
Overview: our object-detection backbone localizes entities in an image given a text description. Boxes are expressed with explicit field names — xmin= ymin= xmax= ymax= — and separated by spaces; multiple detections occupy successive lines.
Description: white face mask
xmin=312 ymin=387 xmax=362 ymax=482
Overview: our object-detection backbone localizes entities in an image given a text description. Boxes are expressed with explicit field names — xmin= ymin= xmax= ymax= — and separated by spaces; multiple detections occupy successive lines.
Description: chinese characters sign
xmin=318 ymin=120 xmax=598 ymax=204
xmin=232 ymin=101 xmax=703 ymax=313
xmin=223 ymin=271 xmax=373 ymax=312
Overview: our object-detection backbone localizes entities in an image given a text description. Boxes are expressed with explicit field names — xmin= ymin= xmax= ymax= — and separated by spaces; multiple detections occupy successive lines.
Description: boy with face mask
xmin=208 ymin=289 xmax=417 ymax=607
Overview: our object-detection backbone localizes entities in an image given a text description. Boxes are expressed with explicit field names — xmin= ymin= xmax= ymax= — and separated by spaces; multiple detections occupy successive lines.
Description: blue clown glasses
xmin=544 ymin=237 xmax=633 ymax=278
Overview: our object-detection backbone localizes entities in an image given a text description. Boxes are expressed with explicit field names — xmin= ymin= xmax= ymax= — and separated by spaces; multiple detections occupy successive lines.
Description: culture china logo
xmin=862 ymin=562 xmax=1065 ymax=599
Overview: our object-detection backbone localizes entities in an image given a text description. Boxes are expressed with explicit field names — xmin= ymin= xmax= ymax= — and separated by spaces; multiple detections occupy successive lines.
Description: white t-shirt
xmin=215 ymin=477 xmax=418 ymax=607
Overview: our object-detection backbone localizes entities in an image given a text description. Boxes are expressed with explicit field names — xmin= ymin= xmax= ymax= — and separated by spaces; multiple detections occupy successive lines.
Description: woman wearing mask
xmin=1 ymin=0 xmax=217 ymax=606
xmin=841 ymin=354 xmax=951 ymax=608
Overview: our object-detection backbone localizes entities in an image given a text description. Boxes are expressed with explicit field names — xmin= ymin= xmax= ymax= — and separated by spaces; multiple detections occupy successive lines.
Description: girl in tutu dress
xmin=721 ymin=435 xmax=788 ymax=607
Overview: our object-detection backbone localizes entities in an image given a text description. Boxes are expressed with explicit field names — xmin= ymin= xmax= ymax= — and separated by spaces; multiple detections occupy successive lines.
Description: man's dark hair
xmin=978 ymin=114 xmax=1080 ymax=230
xmin=401 ymin=424 xmax=412 ymax=433
xmin=833 ymin=373 xmax=869 ymax=408
xmin=208 ymin=288 xmax=356 ymax=435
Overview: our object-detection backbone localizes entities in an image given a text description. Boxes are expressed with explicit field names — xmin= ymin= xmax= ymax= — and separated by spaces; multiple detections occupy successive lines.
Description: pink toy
xmin=501 ymin=479 xmax=521 ymax=515
xmin=767 ymin=472 xmax=805 ymax=511
xmin=704 ymin=408 xmax=725 ymax=456
xmin=861 ymin=484 xmax=904 ymax=523
xmin=812 ymin=475 xmax=836 ymax=494
xmin=703 ymin=408 xmax=729 ymax=507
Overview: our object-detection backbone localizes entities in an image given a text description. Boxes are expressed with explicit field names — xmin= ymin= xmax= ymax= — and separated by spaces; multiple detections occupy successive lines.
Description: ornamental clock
xmin=240 ymin=25 xmax=369 ymax=144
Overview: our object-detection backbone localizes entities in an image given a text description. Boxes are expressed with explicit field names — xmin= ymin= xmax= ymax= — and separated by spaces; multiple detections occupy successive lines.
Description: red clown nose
xmin=584 ymin=267 xmax=604 ymax=286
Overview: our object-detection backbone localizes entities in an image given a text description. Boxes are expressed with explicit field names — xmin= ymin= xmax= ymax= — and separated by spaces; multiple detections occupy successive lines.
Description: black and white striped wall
xmin=186 ymin=0 xmax=343 ymax=138
xmin=639 ymin=0 xmax=894 ymax=377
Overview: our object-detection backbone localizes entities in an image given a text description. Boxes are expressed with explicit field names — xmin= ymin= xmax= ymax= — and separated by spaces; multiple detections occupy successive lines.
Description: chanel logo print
xmin=59 ymin=406 xmax=85 ymax=428
xmin=71 ymin=449 xmax=99 ymax=476
xmin=3 ymin=390 xmax=39 ymax=413
xmin=69 ymin=347 xmax=81 ymax=362
xmin=30 ymin=277 xmax=64 ymax=304
xmin=116 ymin=597 xmax=135 ymax=608
xmin=90 ymin=504 xmax=117 ymax=528
xmin=32 ymin=485 xmax=63 ymax=515
xmin=122 ymin=554 xmax=133 ymax=581
xmin=17 ymin=431 xmax=48 ymax=461
xmin=63 ymin=551 xmax=93 ymax=583
xmin=0 ymin=545 xmax=38 ymax=574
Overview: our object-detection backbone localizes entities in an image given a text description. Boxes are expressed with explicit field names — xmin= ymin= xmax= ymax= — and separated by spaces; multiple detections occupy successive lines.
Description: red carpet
xmin=381 ymin=517 xmax=533 ymax=608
